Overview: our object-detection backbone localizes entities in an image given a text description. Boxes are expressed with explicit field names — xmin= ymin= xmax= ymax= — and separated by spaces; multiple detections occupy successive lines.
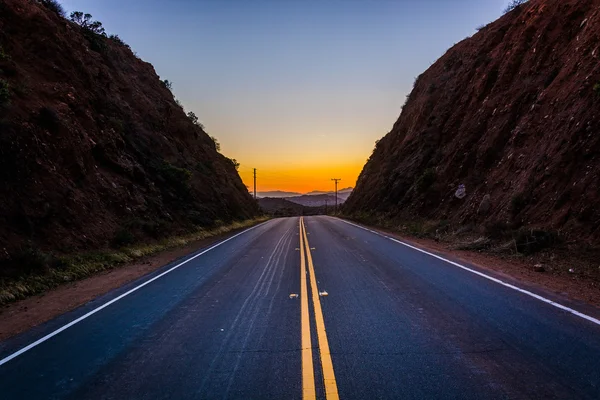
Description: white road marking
xmin=0 ymin=220 xmax=270 ymax=367
xmin=338 ymin=218 xmax=600 ymax=327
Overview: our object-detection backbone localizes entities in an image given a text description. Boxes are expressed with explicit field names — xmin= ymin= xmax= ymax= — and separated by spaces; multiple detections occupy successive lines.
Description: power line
xmin=253 ymin=168 xmax=257 ymax=200
xmin=331 ymin=178 xmax=341 ymax=215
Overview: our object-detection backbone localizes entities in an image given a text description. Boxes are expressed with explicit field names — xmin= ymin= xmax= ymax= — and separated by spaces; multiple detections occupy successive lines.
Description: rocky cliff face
xmin=0 ymin=0 xmax=258 ymax=269
xmin=346 ymin=0 xmax=600 ymax=241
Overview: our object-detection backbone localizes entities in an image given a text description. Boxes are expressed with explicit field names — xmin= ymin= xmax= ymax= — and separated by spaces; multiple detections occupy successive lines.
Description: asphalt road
xmin=1 ymin=216 xmax=600 ymax=399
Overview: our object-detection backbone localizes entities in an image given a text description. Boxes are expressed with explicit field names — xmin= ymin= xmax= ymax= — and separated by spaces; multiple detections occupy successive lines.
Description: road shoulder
xmin=338 ymin=218 xmax=600 ymax=312
xmin=0 ymin=224 xmax=263 ymax=342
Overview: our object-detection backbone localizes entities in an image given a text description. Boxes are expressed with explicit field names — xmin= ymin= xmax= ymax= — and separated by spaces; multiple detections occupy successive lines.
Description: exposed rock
xmin=478 ymin=195 xmax=492 ymax=216
xmin=533 ymin=264 xmax=545 ymax=273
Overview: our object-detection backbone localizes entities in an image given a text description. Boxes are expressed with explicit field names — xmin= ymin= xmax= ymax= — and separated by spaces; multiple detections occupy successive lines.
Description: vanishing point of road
xmin=1 ymin=216 xmax=599 ymax=399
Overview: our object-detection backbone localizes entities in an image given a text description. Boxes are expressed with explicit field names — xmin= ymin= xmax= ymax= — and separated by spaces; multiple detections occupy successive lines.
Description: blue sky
xmin=61 ymin=0 xmax=510 ymax=191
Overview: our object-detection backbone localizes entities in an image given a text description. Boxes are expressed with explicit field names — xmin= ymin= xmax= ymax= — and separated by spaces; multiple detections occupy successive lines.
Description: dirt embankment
xmin=0 ymin=0 xmax=259 ymax=277
xmin=346 ymin=0 xmax=600 ymax=244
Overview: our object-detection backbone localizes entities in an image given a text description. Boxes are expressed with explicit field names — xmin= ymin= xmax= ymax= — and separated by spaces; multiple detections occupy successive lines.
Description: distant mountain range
xmin=256 ymin=187 xmax=353 ymax=208
xmin=256 ymin=187 xmax=353 ymax=199
xmin=255 ymin=190 xmax=302 ymax=198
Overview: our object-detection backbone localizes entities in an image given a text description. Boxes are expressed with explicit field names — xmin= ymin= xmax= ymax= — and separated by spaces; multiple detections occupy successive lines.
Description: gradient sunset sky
xmin=62 ymin=0 xmax=509 ymax=193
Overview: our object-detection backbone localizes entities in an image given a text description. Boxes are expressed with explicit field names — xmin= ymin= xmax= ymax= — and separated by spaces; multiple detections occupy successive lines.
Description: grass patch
xmin=0 ymin=217 xmax=268 ymax=305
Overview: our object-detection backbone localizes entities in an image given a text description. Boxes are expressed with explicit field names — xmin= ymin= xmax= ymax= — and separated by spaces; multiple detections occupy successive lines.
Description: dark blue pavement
xmin=0 ymin=216 xmax=599 ymax=399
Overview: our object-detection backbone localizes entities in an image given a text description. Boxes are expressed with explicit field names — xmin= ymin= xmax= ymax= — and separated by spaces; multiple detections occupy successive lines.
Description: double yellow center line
xmin=299 ymin=217 xmax=339 ymax=400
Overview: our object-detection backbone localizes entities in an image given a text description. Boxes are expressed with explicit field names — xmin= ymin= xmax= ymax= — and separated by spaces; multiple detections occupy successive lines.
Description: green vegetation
xmin=0 ymin=80 xmax=11 ymax=107
xmin=159 ymin=161 xmax=192 ymax=184
xmin=0 ymin=218 xmax=268 ymax=305
xmin=0 ymin=45 xmax=10 ymax=61
xmin=594 ymin=82 xmax=600 ymax=96
xmin=111 ymin=228 xmax=135 ymax=248
xmin=344 ymin=211 xmax=562 ymax=258
xmin=157 ymin=161 xmax=193 ymax=194
xmin=123 ymin=218 xmax=167 ymax=239
xmin=510 ymin=192 xmax=528 ymax=215
xmin=415 ymin=168 xmax=436 ymax=192
xmin=70 ymin=11 xmax=107 ymax=52
xmin=69 ymin=11 xmax=106 ymax=35
xmin=226 ymin=157 xmax=240 ymax=171
xmin=187 ymin=111 xmax=205 ymax=129
xmin=514 ymin=229 xmax=559 ymax=255
xmin=108 ymin=34 xmax=130 ymax=49
xmin=211 ymin=136 xmax=221 ymax=152
xmin=36 ymin=0 xmax=65 ymax=17
xmin=8 ymin=244 xmax=66 ymax=276
xmin=162 ymin=79 xmax=173 ymax=91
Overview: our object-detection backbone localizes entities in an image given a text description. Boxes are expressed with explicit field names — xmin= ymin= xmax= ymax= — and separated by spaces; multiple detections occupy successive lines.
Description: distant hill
xmin=305 ymin=187 xmax=353 ymax=196
xmin=258 ymin=198 xmax=304 ymax=214
xmin=256 ymin=191 xmax=302 ymax=198
xmin=257 ymin=187 xmax=353 ymax=202
xmin=286 ymin=194 xmax=345 ymax=208
xmin=258 ymin=197 xmax=325 ymax=217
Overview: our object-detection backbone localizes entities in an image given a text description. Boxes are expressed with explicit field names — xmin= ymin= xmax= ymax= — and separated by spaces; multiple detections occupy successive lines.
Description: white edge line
xmin=337 ymin=218 xmax=600 ymax=327
xmin=0 ymin=220 xmax=270 ymax=367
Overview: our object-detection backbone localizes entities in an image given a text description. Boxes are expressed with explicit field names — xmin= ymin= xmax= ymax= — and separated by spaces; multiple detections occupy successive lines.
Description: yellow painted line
xmin=300 ymin=219 xmax=316 ymax=400
xmin=301 ymin=217 xmax=340 ymax=400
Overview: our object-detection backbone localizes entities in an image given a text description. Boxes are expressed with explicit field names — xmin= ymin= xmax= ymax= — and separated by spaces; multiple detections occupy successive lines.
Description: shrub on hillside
xmin=211 ymin=136 xmax=221 ymax=152
xmin=70 ymin=11 xmax=106 ymax=35
xmin=36 ymin=0 xmax=65 ymax=17
xmin=510 ymin=192 xmax=528 ymax=215
xmin=38 ymin=107 xmax=61 ymax=132
xmin=157 ymin=161 xmax=192 ymax=195
xmin=6 ymin=243 xmax=66 ymax=277
xmin=0 ymin=80 xmax=10 ymax=107
xmin=0 ymin=45 xmax=10 ymax=61
xmin=415 ymin=168 xmax=436 ymax=192
xmin=111 ymin=228 xmax=135 ymax=248
xmin=187 ymin=111 xmax=205 ymax=129
xmin=108 ymin=34 xmax=130 ymax=49
xmin=226 ymin=158 xmax=240 ymax=171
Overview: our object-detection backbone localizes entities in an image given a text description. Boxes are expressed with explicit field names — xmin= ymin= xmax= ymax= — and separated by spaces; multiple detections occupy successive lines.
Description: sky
xmin=61 ymin=0 xmax=510 ymax=193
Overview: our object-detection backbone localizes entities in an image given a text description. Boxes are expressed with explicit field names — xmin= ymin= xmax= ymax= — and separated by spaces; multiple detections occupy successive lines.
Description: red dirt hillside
xmin=0 ymin=0 xmax=259 ymax=273
xmin=345 ymin=0 xmax=600 ymax=243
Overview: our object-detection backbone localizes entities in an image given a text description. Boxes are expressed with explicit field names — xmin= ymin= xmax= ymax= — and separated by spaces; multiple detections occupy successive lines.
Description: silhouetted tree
xmin=187 ymin=111 xmax=205 ymax=129
xmin=211 ymin=136 xmax=221 ymax=152
xmin=109 ymin=34 xmax=130 ymax=49
xmin=70 ymin=11 xmax=106 ymax=35
xmin=37 ymin=0 xmax=65 ymax=17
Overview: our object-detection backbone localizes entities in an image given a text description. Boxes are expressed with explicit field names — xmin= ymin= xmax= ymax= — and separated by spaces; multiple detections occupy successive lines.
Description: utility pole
xmin=331 ymin=178 xmax=341 ymax=215
xmin=253 ymin=168 xmax=257 ymax=200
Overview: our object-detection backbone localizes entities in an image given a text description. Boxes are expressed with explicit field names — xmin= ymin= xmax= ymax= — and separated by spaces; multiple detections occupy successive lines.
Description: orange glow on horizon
xmin=238 ymin=164 xmax=363 ymax=194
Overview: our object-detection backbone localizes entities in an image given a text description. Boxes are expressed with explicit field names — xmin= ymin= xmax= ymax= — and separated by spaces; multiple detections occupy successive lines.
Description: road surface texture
xmin=1 ymin=216 xmax=599 ymax=399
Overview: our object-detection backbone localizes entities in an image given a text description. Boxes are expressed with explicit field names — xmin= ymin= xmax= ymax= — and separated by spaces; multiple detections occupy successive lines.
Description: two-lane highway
xmin=1 ymin=216 xmax=600 ymax=399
